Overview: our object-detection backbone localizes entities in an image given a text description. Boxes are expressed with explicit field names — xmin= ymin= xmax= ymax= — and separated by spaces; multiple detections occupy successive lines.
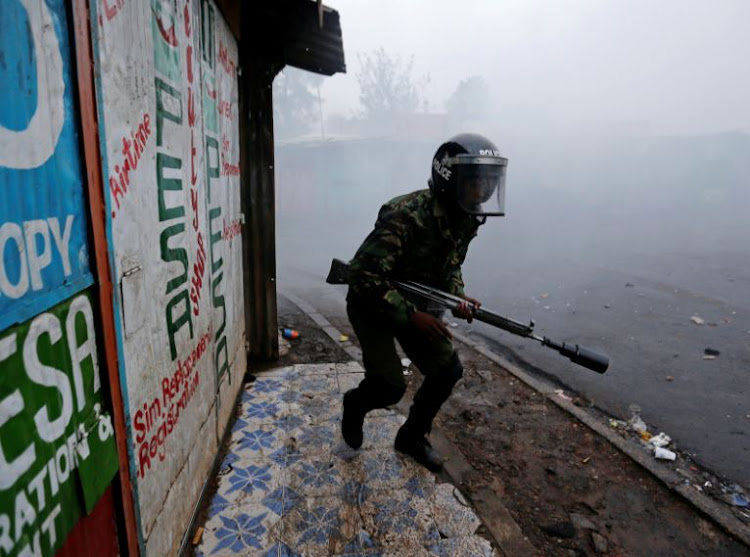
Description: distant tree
xmin=356 ymin=48 xmax=429 ymax=120
xmin=445 ymin=76 xmax=491 ymax=125
xmin=273 ymin=68 xmax=324 ymax=140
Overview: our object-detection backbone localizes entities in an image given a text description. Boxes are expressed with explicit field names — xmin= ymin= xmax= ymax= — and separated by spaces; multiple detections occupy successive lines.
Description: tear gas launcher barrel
xmin=326 ymin=258 xmax=609 ymax=374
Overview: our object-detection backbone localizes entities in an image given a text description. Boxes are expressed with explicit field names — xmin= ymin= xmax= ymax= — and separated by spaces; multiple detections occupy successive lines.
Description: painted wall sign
xmin=0 ymin=0 xmax=94 ymax=332
xmin=91 ymin=0 xmax=244 ymax=553
xmin=0 ymin=289 xmax=119 ymax=557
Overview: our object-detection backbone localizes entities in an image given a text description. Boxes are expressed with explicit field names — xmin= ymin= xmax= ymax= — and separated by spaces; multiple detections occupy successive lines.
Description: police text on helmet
xmin=432 ymin=157 xmax=452 ymax=180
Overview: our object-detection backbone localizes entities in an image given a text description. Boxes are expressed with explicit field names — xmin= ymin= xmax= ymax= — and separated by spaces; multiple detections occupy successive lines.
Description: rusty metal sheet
xmin=0 ymin=0 xmax=94 ymax=332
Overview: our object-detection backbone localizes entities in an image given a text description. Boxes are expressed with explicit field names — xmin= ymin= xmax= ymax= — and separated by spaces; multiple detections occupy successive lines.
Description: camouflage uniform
xmin=346 ymin=188 xmax=481 ymax=437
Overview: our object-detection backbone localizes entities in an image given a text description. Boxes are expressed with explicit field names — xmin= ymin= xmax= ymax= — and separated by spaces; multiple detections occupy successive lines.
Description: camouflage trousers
xmin=346 ymin=300 xmax=463 ymax=436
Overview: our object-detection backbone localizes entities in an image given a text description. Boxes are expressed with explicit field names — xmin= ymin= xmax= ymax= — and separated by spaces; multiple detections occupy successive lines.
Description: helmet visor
xmin=450 ymin=155 xmax=508 ymax=216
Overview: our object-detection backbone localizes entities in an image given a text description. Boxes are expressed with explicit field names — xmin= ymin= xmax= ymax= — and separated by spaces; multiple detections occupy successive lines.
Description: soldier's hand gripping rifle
xmin=326 ymin=258 xmax=609 ymax=374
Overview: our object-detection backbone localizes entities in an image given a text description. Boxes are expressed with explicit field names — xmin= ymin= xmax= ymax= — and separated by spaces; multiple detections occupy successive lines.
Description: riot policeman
xmin=343 ymin=133 xmax=508 ymax=471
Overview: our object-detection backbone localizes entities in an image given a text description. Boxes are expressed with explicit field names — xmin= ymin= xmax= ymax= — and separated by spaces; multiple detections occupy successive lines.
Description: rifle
xmin=326 ymin=258 xmax=609 ymax=374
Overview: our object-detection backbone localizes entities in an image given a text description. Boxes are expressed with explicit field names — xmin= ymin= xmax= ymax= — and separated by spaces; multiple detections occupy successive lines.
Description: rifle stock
xmin=327 ymin=258 xmax=609 ymax=374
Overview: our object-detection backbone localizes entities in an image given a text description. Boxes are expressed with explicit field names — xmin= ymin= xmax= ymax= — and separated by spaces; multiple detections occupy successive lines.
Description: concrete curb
xmin=284 ymin=291 xmax=750 ymax=551
xmin=452 ymin=329 xmax=750 ymax=549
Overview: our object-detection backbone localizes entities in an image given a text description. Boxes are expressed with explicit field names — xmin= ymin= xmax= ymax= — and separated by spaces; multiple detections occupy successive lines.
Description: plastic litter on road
xmin=654 ymin=447 xmax=677 ymax=461
xmin=282 ymin=328 xmax=299 ymax=340
xmin=649 ymin=432 xmax=671 ymax=448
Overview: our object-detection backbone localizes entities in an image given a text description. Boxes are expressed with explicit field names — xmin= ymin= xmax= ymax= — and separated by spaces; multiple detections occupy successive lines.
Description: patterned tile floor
xmin=194 ymin=362 xmax=497 ymax=557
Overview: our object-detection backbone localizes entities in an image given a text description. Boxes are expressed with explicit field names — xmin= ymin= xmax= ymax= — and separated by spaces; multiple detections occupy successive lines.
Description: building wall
xmin=90 ymin=0 xmax=245 ymax=554
xmin=0 ymin=1 xmax=119 ymax=555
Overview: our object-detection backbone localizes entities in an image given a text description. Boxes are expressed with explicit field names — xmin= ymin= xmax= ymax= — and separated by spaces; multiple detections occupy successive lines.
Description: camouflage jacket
xmin=347 ymin=189 xmax=481 ymax=327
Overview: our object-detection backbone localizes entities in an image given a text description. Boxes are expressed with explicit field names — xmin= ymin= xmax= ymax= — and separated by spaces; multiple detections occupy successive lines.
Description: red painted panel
xmin=57 ymin=486 xmax=119 ymax=557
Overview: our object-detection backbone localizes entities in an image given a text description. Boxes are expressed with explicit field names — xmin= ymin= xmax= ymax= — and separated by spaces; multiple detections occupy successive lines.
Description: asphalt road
xmin=276 ymin=204 xmax=750 ymax=491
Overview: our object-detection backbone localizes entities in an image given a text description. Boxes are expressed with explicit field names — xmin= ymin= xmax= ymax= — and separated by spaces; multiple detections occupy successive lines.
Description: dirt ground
xmin=274 ymin=296 xmax=750 ymax=557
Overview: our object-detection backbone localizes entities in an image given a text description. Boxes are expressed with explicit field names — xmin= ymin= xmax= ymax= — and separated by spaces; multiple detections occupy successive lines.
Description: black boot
xmin=394 ymin=426 xmax=443 ymax=472
xmin=341 ymin=389 xmax=366 ymax=449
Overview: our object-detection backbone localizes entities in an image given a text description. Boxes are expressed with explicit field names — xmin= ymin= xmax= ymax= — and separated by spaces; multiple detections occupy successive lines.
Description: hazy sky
xmin=319 ymin=0 xmax=750 ymax=135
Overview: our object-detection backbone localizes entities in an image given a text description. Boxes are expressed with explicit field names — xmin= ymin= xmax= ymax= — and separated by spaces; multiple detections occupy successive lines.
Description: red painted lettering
xmin=190 ymin=133 xmax=198 ymax=188
xmin=109 ymin=113 xmax=152 ymax=218
xmin=134 ymin=409 xmax=145 ymax=443
xmin=138 ymin=440 xmax=151 ymax=477
xmin=218 ymin=100 xmax=232 ymax=119
xmin=162 ymin=377 xmax=172 ymax=407
xmin=109 ymin=177 xmax=124 ymax=211
xmin=190 ymin=233 xmax=206 ymax=315
xmin=188 ymin=88 xmax=196 ymax=127
xmin=132 ymin=330 xmax=211 ymax=478
xmin=187 ymin=46 xmax=193 ymax=84
xmin=148 ymin=398 xmax=161 ymax=428
xmin=102 ymin=0 xmax=123 ymax=22
xmin=218 ymin=40 xmax=236 ymax=76
xmin=183 ymin=4 xmax=191 ymax=36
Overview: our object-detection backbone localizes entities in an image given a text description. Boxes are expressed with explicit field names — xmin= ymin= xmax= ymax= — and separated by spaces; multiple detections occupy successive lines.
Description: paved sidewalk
xmin=192 ymin=361 xmax=498 ymax=557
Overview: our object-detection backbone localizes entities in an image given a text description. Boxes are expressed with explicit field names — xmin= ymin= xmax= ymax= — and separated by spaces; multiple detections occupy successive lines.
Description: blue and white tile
xmin=337 ymin=477 xmax=373 ymax=507
xmin=197 ymin=503 xmax=281 ymax=556
xmin=255 ymin=366 xmax=297 ymax=378
xmin=295 ymin=393 xmax=342 ymax=425
xmin=360 ymin=414 xmax=405 ymax=449
xmin=239 ymin=386 xmax=275 ymax=408
xmin=354 ymin=450 xmax=436 ymax=495
xmin=258 ymin=541 xmax=306 ymax=556
xmin=267 ymin=442 xmax=307 ymax=469
xmin=426 ymin=535 xmax=497 ymax=556
xmin=335 ymin=361 xmax=365 ymax=374
xmin=205 ymin=492 xmax=234 ymax=521
xmin=240 ymin=397 xmax=287 ymax=425
xmin=336 ymin=373 xmax=365 ymax=394
xmin=241 ymin=378 xmax=286 ymax=406
xmin=286 ymin=422 xmax=340 ymax=456
xmin=285 ymin=375 xmax=338 ymax=397
xmin=273 ymin=412 xmax=312 ymax=435
xmin=277 ymin=387 xmax=304 ymax=408
xmin=331 ymin=529 xmax=384 ymax=556
xmin=229 ymin=424 xmax=286 ymax=461
xmin=276 ymin=496 xmax=363 ymax=557
xmin=215 ymin=449 xmax=242 ymax=477
xmin=283 ymin=455 xmax=361 ymax=498
xmin=215 ymin=460 xmax=283 ymax=508
xmin=248 ymin=377 xmax=287 ymax=396
xmin=382 ymin=548 xmax=433 ymax=557
xmin=261 ymin=485 xmax=303 ymax=518
xmin=295 ymin=363 xmax=337 ymax=376
xmin=429 ymin=483 xmax=482 ymax=538
xmin=358 ymin=489 xmax=440 ymax=553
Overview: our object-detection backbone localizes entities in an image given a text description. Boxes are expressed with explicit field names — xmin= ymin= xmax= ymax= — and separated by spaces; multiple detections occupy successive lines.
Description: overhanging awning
xmin=241 ymin=0 xmax=346 ymax=77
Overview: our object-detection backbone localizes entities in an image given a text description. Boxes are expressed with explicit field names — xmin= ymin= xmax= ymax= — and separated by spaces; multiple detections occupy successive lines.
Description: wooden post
xmin=238 ymin=34 xmax=283 ymax=362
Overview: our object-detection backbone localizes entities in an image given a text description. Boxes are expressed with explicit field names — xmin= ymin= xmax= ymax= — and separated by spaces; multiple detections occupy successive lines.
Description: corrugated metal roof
xmin=242 ymin=0 xmax=346 ymax=77
xmin=283 ymin=3 xmax=346 ymax=76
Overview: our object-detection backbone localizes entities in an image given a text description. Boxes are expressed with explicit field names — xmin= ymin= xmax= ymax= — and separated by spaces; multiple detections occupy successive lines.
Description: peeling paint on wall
xmin=0 ymin=0 xmax=94 ymax=331
xmin=1 ymin=2 xmax=118 ymax=555
xmin=90 ymin=0 xmax=244 ymax=553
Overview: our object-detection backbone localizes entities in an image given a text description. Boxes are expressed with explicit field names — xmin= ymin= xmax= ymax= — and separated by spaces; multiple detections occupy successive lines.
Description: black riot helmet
xmin=429 ymin=133 xmax=508 ymax=216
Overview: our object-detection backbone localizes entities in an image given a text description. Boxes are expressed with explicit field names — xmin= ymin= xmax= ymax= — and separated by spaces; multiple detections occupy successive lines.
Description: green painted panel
xmin=0 ymin=289 xmax=118 ymax=557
